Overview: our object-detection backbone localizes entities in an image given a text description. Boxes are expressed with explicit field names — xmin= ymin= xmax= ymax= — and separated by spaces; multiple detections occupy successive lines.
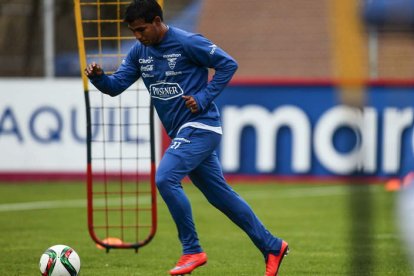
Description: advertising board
xmin=1 ymin=79 xmax=413 ymax=180
xmin=0 ymin=79 xmax=157 ymax=179
xmin=216 ymin=82 xmax=414 ymax=178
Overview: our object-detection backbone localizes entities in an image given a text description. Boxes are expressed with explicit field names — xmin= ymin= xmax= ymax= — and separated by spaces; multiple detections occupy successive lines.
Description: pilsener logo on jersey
xmin=149 ymin=82 xmax=184 ymax=100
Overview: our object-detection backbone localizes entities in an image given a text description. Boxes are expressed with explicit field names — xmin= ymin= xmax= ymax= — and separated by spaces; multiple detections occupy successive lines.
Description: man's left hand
xmin=182 ymin=96 xmax=199 ymax=113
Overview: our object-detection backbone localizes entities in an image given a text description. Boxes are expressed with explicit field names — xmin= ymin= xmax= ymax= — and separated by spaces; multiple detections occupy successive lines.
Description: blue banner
xmin=215 ymin=83 xmax=414 ymax=177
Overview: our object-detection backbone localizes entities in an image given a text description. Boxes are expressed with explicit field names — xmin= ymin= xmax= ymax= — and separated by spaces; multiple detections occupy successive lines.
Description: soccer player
xmin=85 ymin=0 xmax=288 ymax=275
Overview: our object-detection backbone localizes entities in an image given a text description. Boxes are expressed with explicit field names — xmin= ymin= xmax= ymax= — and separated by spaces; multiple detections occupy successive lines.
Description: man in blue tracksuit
xmin=85 ymin=1 xmax=288 ymax=275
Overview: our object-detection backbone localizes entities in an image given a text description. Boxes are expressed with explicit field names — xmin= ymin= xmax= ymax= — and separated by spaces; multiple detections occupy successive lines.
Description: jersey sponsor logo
xmin=141 ymin=64 xmax=154 ymax=72
xmin=142 ymin=72 xmax=154 ymax=78
xmin=149 ymin=82 xmax=184 ymax=100
xmin=163 ymin=53 xmax=181 ymax=70
xmin=165 ymin=71 xmax=182 ymax=77
xmin=163 ymin=53 xmax=181 ymax=58
xmin=138 ymin=57 xmax=153 ymax=64
xmin=167 ymin=58 xmax=177 ymax=69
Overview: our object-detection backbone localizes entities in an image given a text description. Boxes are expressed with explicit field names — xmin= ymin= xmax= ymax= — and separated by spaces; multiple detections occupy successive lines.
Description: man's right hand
xmin=84 ymin=62 xmax=103 ymax=77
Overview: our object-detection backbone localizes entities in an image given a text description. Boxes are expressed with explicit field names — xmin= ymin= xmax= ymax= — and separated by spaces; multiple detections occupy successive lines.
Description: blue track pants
xmin=155 ymin=127 xmax=281 ymax=256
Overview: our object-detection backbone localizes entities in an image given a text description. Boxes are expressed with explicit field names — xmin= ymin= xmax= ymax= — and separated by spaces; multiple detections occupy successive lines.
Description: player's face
xmin=128 ymin=17 xmax=163 ymax=46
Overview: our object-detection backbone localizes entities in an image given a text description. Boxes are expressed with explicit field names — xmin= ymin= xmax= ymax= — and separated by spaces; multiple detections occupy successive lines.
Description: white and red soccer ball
xmin=39 ymin=245 xmax=81 ymax=276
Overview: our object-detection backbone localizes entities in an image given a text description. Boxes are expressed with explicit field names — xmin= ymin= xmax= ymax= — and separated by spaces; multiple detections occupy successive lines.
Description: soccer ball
xmin=39 ymin=245 xmax=81 ymax=276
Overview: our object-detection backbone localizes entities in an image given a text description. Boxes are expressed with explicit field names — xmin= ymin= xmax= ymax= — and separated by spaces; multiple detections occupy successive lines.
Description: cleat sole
xmin=276 ymin=246 xmax=289 ymax=276
xmin=170 ymin=260 xmax=206 ymax=275
xmin=284 ymin=246 xmax=290 ymax=256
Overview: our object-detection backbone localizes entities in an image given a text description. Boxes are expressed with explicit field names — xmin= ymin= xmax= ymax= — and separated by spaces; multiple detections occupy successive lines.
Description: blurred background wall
xmin=1 ymin=0 xmax=414 ymax=79
xmin=0 ymin=0 xmax=197 ymax=76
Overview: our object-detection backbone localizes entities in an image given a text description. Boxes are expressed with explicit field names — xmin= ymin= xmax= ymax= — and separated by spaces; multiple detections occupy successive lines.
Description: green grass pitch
xmin=0 ymin=181 xmax=413 ymax=275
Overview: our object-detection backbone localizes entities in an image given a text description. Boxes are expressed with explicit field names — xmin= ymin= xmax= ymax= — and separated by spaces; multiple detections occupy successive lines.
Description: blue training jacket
xmin=89 ymin=26 xmax=238 ymax=138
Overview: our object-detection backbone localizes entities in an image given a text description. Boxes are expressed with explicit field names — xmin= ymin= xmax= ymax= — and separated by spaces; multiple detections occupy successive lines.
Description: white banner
xmin=0 ymin=79 xmax=158 ymax=173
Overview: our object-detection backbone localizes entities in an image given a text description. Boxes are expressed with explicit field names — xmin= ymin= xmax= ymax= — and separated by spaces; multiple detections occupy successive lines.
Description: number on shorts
xmin=170 ymin=141 xmax=181 ymax=149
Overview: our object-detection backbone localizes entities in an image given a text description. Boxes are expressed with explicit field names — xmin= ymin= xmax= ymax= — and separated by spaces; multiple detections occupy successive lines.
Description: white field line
xmin=0 ymin=186 xmax=371 ymax=213
xmin=0 ymin=196 xmax=150 ymax=212
xmin=240 ymin=186 xmax=352 ymax=200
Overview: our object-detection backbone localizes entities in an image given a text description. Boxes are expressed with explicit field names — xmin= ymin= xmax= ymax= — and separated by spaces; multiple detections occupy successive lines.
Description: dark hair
xmin=124 ymin=0 xmax=163 ymax=23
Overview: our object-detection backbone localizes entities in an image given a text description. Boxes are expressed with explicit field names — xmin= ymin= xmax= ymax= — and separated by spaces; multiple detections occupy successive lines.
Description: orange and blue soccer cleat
xmin=265 ymin=240 xmax=289 ymax=276
xmin=169 ymin=252 xmax=208 ymax=275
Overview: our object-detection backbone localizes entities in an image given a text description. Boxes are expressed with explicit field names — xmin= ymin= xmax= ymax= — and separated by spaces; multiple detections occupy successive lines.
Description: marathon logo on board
xmin=214 ymin=84 xmax=414 ymax=177
xmin=221 ymin=105 xmax=414 ymax=175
